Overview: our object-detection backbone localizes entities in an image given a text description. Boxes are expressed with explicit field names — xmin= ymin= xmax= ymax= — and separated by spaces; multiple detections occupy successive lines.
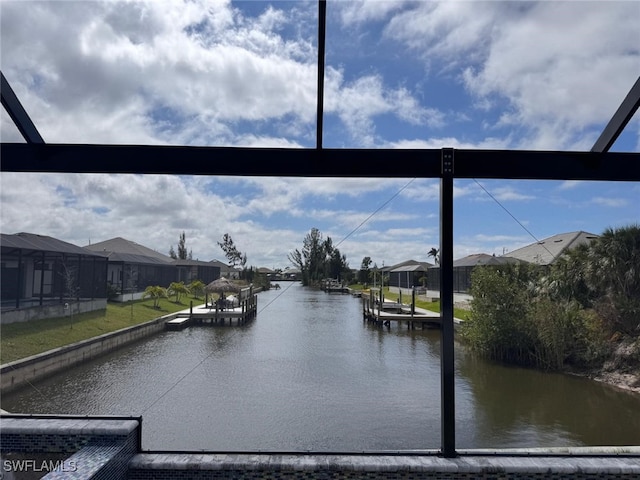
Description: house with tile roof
xmin=504 ymin=231 xmax=599 ymax=265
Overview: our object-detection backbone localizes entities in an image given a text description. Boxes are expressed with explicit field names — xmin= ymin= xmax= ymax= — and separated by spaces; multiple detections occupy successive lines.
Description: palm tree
xmin=589 ymin=225 xmax=640 ymax=300
xmin=167 ymin=281 xmax=190 ymax=303
xmin=188 ymin=280 xmax=206 ymax=299
xmin=557 ymin=224 xmax=640 ymax=334
xmin=143 ymin=285 xmax=167 ymax=309
xmin=428 ymin=247 xmax=440 ymax=266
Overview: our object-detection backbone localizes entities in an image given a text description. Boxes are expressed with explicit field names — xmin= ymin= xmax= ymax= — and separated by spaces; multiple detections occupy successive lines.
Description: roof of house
xmin=386 ymin=259 xmax=433 ymax=272
xmin=504 ymin=231 xmax=599 ymax=265
xmin=389 ymin=263 xmax=433 ymax=273
xmin=172 ymin=259 xmax=221 ymax=267
xmin=208 ymin=259 xmax=235 ymax=271
xmin=453 ymin=253 xmax=523 ymax=268
xmin=84 ymin=237 xmax=173 ymax=265
xmin=1 ymin=232 xmax=107 ymax=257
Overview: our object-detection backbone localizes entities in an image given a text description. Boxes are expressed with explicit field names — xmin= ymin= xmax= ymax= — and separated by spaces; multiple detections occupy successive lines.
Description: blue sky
xmin=1 ymin=1 xmax=638 ymax=269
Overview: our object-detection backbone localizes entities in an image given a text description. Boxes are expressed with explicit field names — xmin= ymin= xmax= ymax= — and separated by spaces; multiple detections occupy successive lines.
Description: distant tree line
xmin=461 ymin=224 xmax=640 ymax=371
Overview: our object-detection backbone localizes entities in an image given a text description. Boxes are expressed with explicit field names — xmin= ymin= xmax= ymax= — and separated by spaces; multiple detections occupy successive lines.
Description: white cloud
xmin=382 ymin=1 xmax=507 ymax=65
xmin=387 ymin=136 xmax=510 ymax=150
xmin=558 ymin=180 xmax=585 ymax=190
xmin=1 ymin=1 xmax=317 ymax=145
xmin=461 ymin=2 xmax=639 ymax=149
xmin=325 ymin=73 xmax=439 ymax=146
xmin=375 ymin=1 xmax=639 ymax=150
xmin=473 ymin=234 xmax=528 ymax=244
xmin=591 ymin=197 xmax=629 ymax=208
xmin=402 ymin=180 xmax=439 ymax=202
xmin=1 ymin=0 xmax=440 ymax=148
xmin=338 ymin=0 xmax=410 ymax=25
xmin=385 ymin=227 xmax=434 ymax=238
xmin=488 ymin=186 xmax=535 ymax=202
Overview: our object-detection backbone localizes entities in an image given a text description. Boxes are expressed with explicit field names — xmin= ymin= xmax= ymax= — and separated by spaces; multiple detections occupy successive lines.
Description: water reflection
xmin=3 ymin=283 xmax=639 ymax=451
xmin=456 ymin=351 xmax=640 ymax=447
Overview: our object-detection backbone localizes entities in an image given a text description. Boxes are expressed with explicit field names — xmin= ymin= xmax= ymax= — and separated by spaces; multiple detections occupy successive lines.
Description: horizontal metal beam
xmin=0 ymin=143 xmax=638 ymax=181
xmin=452 ymin=149 xmax=640 ymax=181
xmin=592 ymin=76 xmax=640 ymax=153
xmin=1 ymin=71 xmax=45 ymax=144
xmin=0 ymin=144 xmax=442 ymax=177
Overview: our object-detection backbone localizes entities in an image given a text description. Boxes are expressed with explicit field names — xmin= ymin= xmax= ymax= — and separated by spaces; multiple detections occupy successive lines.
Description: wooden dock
xmin=165 ymin=316 xmax=192 ymax=330
xmin=165 ymin=289 xmax=258 ymax=330
xmin=362 ymin=289 xmax=463 ymax=330
xmin=363 ymin=295 xmax=440 ymax=329
xmin=322 ymin=279 xmax=350 ymax=293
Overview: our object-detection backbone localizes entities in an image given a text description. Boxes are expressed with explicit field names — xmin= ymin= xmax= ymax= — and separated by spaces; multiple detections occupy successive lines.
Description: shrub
xmin=528 ymin=297 xmax=581 ymax=370
xmin=462 ymin=264 xmax=536 ymax=365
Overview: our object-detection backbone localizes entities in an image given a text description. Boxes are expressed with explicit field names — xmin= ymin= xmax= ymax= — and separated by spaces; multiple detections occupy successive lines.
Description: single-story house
xmin=282 ymin=267 xmax=301 ymax=281
xmin=426 ymin=232 xmax=598 ymax=293
xmin=427 ymin=253 xmax=523 ymax=293
xmin=208 ymin=259 xmax=240 ymax=279
xmin=84 ymin=237 xmax=176 ymax=301
xmin=387 ymin=260 xmax=433 ymax=291
xmin=1 ymin=232 xmax=108 ymax=322
xmin=173 ymin=259 xmax=221 ymax=285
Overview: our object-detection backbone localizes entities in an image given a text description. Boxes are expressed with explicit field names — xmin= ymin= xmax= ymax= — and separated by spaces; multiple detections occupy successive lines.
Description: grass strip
xmin=1 ymin=297 xmax=205 ymax=364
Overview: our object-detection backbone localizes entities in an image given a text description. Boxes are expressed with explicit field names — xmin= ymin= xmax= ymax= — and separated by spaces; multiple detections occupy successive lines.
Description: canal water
xmin=3 ymin=283 xmax=640 ymax=451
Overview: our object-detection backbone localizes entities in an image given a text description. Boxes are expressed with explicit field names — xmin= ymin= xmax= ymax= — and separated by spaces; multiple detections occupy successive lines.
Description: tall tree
xmin=170 ymin=232 xmax=192 ymax=260
xmin=177 ymin=231 xmax=188 ymax=260
xmin=359 ymin=256 xmax=373 ymax=284
xmin=324 ymin=237 xmax=349 ymax=281
xmin=218 ymin=233 xmax=246 ymax=268
xmin=289 ymin=228 xmax=323 ymax=286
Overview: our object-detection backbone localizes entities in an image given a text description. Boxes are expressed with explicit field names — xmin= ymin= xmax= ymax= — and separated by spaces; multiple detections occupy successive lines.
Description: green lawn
xmin=0 ymin=296 xmax=206 ymax=364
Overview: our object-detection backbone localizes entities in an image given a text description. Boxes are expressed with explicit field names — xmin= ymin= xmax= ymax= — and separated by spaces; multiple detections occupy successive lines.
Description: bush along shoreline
xmin=460 ymin=224 xmax=640 ymax=393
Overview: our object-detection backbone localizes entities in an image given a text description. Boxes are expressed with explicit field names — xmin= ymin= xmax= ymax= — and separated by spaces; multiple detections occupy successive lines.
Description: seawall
xmin=0 ymin=310 xmax=181 ymax=393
